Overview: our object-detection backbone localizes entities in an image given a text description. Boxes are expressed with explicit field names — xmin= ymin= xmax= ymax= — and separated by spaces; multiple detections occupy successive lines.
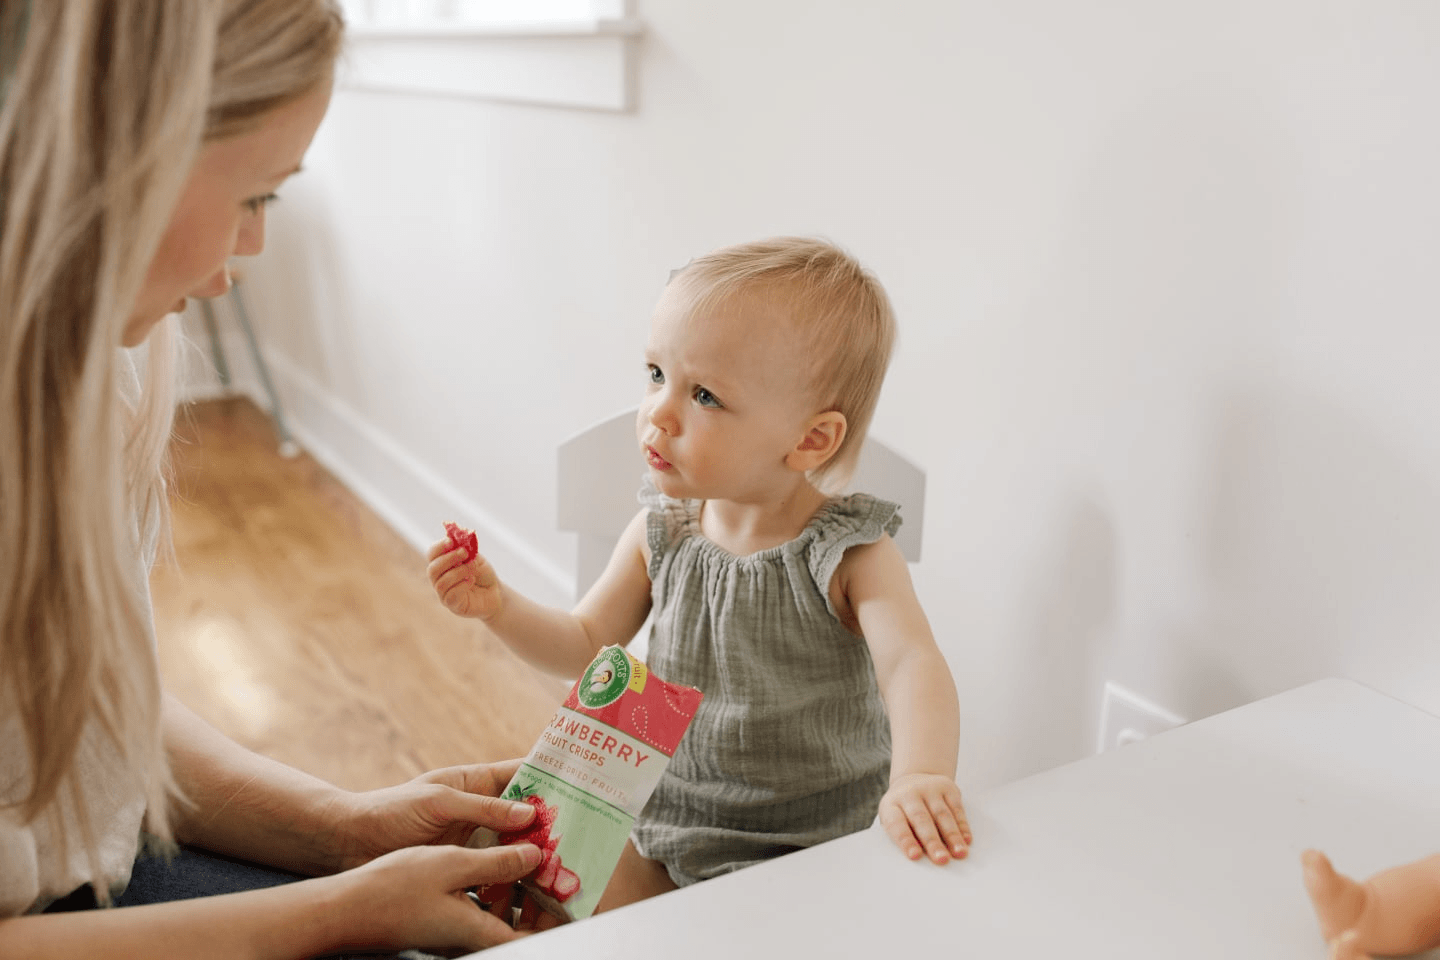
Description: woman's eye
xmin=245 ymin=193 xmax=279 ymax=215
xmin=695 ymin=387 xmax=722 ymax=409
xmin=647 ymin=364 xmax=664 ymax=385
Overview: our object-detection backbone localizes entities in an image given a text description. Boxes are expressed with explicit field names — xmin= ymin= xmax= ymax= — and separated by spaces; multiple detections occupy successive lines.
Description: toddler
xmin=429 ymin=236 xmax=970 ymax=910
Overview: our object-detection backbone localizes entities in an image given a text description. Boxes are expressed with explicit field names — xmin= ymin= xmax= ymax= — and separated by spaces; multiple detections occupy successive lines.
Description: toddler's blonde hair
xmin=670 ymin=237 xmax=896 ymax=491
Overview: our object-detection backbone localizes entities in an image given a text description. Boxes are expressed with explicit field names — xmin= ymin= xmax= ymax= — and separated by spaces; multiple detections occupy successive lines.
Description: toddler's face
xmin=637 ymin=285 xmax=818 ymax=501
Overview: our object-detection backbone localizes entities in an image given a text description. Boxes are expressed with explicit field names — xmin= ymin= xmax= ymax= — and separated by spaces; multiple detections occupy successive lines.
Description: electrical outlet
xmin=1097 ymin=682 xmax=1186 ymax=753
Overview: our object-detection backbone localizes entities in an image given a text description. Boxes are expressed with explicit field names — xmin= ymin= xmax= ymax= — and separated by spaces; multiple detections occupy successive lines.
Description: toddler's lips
xmin=646 ymin=446 xmax=672 ymax=470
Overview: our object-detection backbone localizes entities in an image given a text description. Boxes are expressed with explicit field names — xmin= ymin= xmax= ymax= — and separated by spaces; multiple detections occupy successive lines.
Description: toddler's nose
xmin=645 ymin=395 xmax=680 ymax=435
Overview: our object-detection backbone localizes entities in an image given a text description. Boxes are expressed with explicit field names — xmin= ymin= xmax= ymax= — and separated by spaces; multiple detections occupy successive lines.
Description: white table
xmin=477 ymin=679 xmax=1440 ymax=959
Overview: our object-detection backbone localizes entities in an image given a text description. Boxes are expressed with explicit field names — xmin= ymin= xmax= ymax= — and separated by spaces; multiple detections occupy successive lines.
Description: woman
xmin=0 ymin=2 xmax=545 ymax=956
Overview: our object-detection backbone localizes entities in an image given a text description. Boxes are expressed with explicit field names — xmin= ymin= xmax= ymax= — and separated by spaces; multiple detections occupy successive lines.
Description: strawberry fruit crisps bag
xmin=473 ymin=645 xmax=702 ymax=921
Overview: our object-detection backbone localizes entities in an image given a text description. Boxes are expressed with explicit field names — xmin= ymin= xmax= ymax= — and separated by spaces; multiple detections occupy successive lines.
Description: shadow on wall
xmin=983 ymin=88 xmax=1292 ymax=784
xmin=998 ymin=496 xmax=1117 ymax=784
xmin=1178 ymin=384 xmax=1440 ymax=721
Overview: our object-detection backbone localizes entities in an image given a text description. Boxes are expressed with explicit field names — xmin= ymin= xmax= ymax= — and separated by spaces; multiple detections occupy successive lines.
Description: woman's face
xmin=122 ymin=77 xmax=334 ymax=347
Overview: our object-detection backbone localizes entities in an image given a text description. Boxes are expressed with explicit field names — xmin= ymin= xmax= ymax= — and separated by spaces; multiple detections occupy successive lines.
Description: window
xmin=338 ymin=0 xmax=642 ymax=111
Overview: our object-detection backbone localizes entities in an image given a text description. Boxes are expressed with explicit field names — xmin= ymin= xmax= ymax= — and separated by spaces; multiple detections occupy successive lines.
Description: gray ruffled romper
xmin=630 ymin=482 xmax=899 ymax=886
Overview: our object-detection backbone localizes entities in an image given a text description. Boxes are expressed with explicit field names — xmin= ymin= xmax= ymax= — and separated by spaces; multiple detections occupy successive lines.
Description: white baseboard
xmin=180 ymin=327 xmax=574 ymax=609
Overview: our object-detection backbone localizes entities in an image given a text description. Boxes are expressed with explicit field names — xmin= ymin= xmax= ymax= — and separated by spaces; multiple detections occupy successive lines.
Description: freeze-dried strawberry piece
xmin=535 ymin=850 xmax=561 ymax=891
xmin=552 ymin=865 xmax=580 ymax=902
xmin=443 ymin=521 xmax=478 ymax=563
xmin=498 ymin=794 xmax=555 ymax=850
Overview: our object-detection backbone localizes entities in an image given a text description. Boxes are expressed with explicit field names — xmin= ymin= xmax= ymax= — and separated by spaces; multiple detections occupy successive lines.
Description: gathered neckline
xmin=672 ymin=495 xmax=855 ymax=565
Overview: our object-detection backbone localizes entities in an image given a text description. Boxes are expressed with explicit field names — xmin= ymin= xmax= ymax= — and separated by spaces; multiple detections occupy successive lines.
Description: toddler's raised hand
xmin=878 ymin=772 xmax=971 ymax=866
xmin=427 ymin=523 xmax=503 ymax=621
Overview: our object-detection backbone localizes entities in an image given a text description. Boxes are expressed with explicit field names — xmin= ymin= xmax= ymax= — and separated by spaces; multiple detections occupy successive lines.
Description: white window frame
xmin=337 ymin=1 xmax=643 ymax=112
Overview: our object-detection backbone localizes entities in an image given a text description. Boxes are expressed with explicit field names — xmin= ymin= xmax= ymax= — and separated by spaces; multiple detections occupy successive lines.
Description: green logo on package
xmin=578 ymin=648 xmax=630 ymax=708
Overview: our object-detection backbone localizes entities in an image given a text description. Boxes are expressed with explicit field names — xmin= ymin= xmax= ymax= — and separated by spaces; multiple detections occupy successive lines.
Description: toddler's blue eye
xmin=695 ymin=387 xmax=721 ymax=408
xmin=647 ymin=364 xmax=664 ymax=385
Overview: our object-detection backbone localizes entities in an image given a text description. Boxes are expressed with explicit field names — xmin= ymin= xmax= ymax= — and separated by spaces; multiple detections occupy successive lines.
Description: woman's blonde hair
xmin=670 ymin=237 xmax=897 ymax=492
xmin=0 ymin=0 xmax=342 ymax=887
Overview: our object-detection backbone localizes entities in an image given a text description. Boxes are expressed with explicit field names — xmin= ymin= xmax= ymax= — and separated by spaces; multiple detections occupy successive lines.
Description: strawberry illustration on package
xmin=475 ymin=646 xmax=702 ymax=921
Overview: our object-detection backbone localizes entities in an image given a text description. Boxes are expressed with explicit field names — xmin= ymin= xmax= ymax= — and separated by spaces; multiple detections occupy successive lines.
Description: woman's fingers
xmin=419 ymin=759 xmax=524 ymax=796
xmin=431 ymin=785 xmax=537 ymax=834
xmin=443 ymin=843 xmax=542 ymax=890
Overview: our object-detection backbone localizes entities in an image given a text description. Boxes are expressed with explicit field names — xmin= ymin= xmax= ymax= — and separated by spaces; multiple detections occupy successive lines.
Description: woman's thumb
xmin=452 ymin=843 xmax=542 ymax=889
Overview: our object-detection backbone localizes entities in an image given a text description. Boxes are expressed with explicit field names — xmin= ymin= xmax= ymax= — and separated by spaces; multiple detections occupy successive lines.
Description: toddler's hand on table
xmin=427 ymin=536 xmax=503 ymax=621
xmin=879 ymin=773 xmax=971 ymax=865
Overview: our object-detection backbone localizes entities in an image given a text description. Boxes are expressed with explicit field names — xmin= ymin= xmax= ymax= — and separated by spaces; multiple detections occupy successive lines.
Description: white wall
xmin=222 ymin=0 xmax=1440 ymax=792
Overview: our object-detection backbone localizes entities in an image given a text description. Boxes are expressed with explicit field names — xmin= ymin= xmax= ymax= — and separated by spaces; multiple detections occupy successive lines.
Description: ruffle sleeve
xmin=806 ymin=493 xmax=903 ymax=621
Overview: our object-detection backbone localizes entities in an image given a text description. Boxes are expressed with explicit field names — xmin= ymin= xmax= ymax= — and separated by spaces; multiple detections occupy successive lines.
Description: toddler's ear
xmin=786 ymin=411 xmax=847 ymax=472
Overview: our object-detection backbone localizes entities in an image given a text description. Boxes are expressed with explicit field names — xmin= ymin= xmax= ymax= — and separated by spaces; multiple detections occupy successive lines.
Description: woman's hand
xmin=330 ymin=761 xmax=536 ymax=871
xmin=328 ymin=842 xmax=546 ymax=954
xmin=428 ymin=538 xmax=504 ymax=621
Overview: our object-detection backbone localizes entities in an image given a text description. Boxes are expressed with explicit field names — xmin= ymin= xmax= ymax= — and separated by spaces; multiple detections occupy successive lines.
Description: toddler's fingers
xmin=878 ymin=799 xmax=925 ymax=861
xmin=896 ymin=797 xmax=951 ymax=865
xmin=945 ymin=792 xmax=973 ymax=846
xmin=434 ymin=565 xmax=473 ymax=596
xmin=930 ymin=798 xmax=969 ymax=859
xmin=426 ymin=548 xmax=469 ymax=582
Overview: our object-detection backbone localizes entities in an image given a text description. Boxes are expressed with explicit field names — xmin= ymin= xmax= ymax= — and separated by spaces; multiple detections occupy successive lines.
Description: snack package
xmin=476 ymin=645 xmax=702 ymax=921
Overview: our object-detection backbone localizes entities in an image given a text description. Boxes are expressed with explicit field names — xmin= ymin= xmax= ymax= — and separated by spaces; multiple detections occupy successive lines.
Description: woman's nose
xmin=235 ymin=210 xmax=265 ymax=257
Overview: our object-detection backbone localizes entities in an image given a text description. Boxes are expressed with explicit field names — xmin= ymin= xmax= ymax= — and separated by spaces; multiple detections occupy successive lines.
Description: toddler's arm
xmin=428 ymin=511 xmax=653 ymax=679
xmin=838 ymin=535 xmax=970 ymax=866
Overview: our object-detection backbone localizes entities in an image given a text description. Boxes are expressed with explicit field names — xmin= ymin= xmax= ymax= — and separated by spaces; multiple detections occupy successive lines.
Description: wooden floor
xmin=150 ymin=397 xmax=566 ymax=792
